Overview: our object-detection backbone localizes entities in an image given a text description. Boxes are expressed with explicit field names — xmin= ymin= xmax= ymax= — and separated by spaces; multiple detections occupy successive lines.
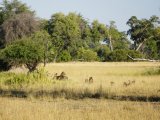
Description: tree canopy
xmin=0 ymin=0 xmax=160 ymax=72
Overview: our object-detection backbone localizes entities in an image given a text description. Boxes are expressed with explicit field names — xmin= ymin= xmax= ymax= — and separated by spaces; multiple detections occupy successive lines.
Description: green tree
xmin=77 ymin=48 xmax=98 ymax=61
xmin=96 ymin=45 xmax=110 ymax=61
xmin=1 ymin=37 xmax=44 ymax=72
xmin=31 ymin=30 xmax=52 ymax=66
xmin=47 ymin=12 xmax=82 ymax=61
xmin=127 ymin=16 xmax=159 ymax=51
xmin=91 ymin=20 xmax=107 ymax=44
xmin=105 ymin=21 xmax=130 ymax=51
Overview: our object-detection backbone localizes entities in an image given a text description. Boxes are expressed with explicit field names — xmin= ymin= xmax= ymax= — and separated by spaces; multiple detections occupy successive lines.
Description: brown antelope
xmin=131 ymin=80 xmax=135 ymax=84
xmin=123 ymin=81 xmax=131 ymax=87
xmin=85 ymin=78 xmax=88 ymax=83
xmin=53 ymin=72 xmax=68 ymax=80
xmin=85 ymin=77 xmax=93 ymax=83
xmin=89 ymin=77 xmax=93 ymax=83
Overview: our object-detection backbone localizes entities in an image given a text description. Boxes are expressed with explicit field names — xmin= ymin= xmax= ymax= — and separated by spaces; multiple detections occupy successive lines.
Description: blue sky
xmin=20 ymin=0 xmax=160 ymax=31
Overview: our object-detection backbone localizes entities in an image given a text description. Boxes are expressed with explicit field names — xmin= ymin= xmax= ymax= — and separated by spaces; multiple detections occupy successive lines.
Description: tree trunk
xmin=109 ymin=35 xmax=113 ymax=51
xmin=136 ymin=36 xmax=153 ymax=51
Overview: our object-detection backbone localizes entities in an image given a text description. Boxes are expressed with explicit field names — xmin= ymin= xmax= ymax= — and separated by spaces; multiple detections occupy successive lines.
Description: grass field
xmin=0 ymin=97 xmax=160 ymax=120
xmin=0 ymin=62 xmax=160 ymax=120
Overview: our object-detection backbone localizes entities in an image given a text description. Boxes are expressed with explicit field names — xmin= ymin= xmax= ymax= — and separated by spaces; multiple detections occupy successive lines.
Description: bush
xmin=106 ymin=49 xmax=143 ymax=62
xmin=143 ymin=67 xmax=160 ymax=75
xmin=106 ymin=49 xmax=128 ymax=61
xmin=77 ymin=48 xmax=98 ymax=61
xmin=4 ymin=68 xmax=49 ymax=88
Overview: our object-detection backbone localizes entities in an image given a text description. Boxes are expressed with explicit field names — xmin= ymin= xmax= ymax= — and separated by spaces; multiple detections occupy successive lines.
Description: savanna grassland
xmin=0 ymin=62 xmax=160 ymax=120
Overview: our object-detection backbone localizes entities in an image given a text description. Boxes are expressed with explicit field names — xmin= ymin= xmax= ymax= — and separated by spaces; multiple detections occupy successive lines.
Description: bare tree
xmin=2 ymin=12 xmax=38 ymax=43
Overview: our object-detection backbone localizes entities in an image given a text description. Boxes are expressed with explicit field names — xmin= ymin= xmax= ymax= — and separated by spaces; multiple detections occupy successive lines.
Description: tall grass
xmin=0 ymin=62 xmax=160 ymax=101
xmin=0 ymin=97 xmax=160 ymax=120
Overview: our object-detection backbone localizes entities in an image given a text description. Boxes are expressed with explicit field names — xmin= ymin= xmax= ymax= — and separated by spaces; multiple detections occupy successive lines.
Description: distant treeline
xmin=0 ymin=0 xmax=160 ymax=71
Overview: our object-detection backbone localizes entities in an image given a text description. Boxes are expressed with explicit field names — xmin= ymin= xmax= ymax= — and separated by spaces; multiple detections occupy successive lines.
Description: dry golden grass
xmin=44 ymin=62 xmax=160 ymax=97
xmin=0 ymin=98 xmax=160 ymax=120
xmin=0 ymin=97 xmax=160 ymax=120
xmin=1 ymin=62 xmax=160 ymax=99
xmin=0 ymin=62 xmax=160 ymax=120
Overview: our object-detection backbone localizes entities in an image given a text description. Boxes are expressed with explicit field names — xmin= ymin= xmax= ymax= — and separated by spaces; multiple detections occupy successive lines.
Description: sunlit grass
xmin=0 ymin=97 xmax=160 ymax=120
xmin=0 ymin=62 xmax=160 ymax=99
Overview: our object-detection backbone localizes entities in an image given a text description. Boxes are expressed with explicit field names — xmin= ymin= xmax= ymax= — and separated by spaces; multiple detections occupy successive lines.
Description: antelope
xmin=123 ymin=81 xmax=131 ymax=87
xmin=85 ymin=77 xmax=93 ymax=83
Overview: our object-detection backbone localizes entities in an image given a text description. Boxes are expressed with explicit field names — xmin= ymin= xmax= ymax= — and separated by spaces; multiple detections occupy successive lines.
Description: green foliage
xmin=144 ymin=39 xmax=158 ymax=59
xmin=127 ymin=50 xmax=143 ymax=59
xmin=106 ymin=49 xmax=128 ymax=61
xmin=143 ymin=67 xmax=160 ymax=76
xmin=96 ymin=46 xmax=110 ymax=61
xmin=2 ymin=37 xmax=44 ymax=72
xmin=127 ymin=16 xmax=159 ymax=51
xmin=57 ymin=50 xmax=72 ymax=62
xmin=91 ymin=20 xmax=107 ymax=43
xmin=4 ymin=68 xmax=49 ymax=88
xmin=78 ymin=48 xmax=98 ymax=61
xmin=106 ymin=49 xmax=143 ymax=62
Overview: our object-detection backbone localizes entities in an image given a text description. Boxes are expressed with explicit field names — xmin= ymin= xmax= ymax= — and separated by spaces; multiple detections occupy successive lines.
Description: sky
xmin=13 ymin=0 xmax=160 ymax=31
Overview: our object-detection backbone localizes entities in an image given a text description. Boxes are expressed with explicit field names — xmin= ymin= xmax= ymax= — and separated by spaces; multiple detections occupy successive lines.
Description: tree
xmin=0 ymin=0 xmax=33 ymax=25
xmin=0 ymin=0 xmax=35 ymax=47
xmin=77 ymin=48 xmax=98 ymax=61
xmin=127 ymin=16 xmax=159 ymax=51
xmin=1 ymin=37 xmax=44 ymax=72
xmin=47 ymin=12 xmax=82 ymax=61
xmin=30 ymin=30 xmax=52 ymax=66
xmin=105 ymin=21 xmax=130 ymax=51
xmin=2 ymin=13 xmax=38 ymax=44
xmin=91 ymin=20 xmax=107 ymax=44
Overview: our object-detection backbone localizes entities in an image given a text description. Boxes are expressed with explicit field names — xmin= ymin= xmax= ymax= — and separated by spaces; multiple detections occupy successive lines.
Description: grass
xmin=0 ymin=62 xmax=160 ymax=100
xmin=0 ymin=97 xmax=160 ymax=120
xmin=0 ymin=62 xmax=160 ymax=120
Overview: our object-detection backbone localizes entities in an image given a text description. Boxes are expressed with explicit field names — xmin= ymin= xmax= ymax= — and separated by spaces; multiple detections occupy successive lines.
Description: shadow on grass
xmin=0 ymin=89 xmax=160 ymax=102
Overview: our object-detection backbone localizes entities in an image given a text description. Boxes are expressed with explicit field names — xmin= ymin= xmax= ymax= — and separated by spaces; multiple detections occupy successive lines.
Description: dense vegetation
xmin=0 ymin=0 xmax=160 ymax=71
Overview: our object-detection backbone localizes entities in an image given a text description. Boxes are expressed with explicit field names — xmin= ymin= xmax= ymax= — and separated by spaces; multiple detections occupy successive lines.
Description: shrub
xmin=127 ymin=50 xmax=143 ymax=61
xmin=77 ymin=48 xmax=98 ymax=61
xmin=106 ymin=49 xmax=128 ymax=61
xmin=106 ymin=49 xmax=143 ymax=62
xmin=4 ymin=68 xmax=49 ymax=88
xmin=143 ymin=67 xmax=160 ymax=75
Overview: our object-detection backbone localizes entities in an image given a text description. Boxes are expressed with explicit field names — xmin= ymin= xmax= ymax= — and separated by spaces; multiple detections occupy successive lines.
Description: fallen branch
xmin=127 ymin=55 xmax=160 ymax=62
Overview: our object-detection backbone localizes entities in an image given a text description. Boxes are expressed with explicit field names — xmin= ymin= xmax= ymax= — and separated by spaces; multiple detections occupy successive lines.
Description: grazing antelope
xmin=131 ymin=80 xmax=135 ymax=84
xmin=53 ymin=73 xmax=58 ymax=79
xmin=85 ymin=78 xmax=88 ymax=83
xmin=85 ymin=77 xmax=93 ymax=83
xmin=123 ymin=81 xmax=131 ymax=87
xmin=89 ymin=77 xmax=93 ymax=83
xmin=53 ymin=72 xmax=68 ymax=80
